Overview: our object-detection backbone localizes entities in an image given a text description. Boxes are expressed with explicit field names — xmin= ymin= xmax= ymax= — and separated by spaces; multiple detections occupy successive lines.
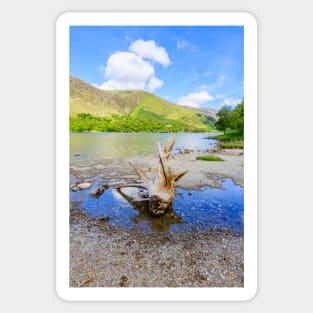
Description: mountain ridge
xmin=70 ymin=75 xmax=217 ymax=132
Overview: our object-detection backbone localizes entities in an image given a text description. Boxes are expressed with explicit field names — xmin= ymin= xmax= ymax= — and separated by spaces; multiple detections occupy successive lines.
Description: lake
xmin=70 ymin=132 xmax=219 ymax=162
xmin=70 ymin=132 xmax=243 ymax=235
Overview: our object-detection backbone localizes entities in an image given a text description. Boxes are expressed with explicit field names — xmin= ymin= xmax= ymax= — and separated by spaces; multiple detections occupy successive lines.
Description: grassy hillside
xmin=70 ymin=76 xmax=217 ymax=133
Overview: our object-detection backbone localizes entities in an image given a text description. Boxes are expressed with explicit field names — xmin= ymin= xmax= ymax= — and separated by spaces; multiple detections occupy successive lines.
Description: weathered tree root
xmin=131 ymin=134 xmax=188 ymax=216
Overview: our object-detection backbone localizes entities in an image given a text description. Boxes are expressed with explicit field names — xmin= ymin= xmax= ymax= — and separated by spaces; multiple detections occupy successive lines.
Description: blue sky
xmin=70 ymin=26 xmax=243 ymax=109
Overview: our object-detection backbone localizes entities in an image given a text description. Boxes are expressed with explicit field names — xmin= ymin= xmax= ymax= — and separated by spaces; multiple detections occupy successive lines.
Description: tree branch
xmin=173 ymin=169 xmax=188 ymax=182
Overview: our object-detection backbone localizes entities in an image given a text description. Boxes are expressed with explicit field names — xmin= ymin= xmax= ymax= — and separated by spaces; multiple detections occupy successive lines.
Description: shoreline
xmin=70 ymin=148 xmax=244 ymax=189
xmin=70 ymin=148 xmax=244 ymax=287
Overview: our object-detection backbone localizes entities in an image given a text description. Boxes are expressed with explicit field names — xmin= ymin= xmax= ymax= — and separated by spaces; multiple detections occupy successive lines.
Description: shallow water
xmin=70 ymin=132 xmax=218 ymax=162
xmin=70 ymin=178 xmax=244 ymax=235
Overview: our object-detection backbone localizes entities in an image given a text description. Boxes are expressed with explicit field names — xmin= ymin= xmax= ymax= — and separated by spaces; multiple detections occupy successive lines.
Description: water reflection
xmin=116 ymin=187 xmax=183 ymax=233
xmin=70 ymin=178 xmax=243 ymax=235
xmin=70 ymin=132 xmax=218 ymax=162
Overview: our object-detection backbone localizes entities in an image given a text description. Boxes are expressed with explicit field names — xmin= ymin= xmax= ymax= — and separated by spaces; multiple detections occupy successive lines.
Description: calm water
xmin=70 ymin=178 xmax=244 ymax=235
xmin=70 ymin=132 xmax=243 ymax=235
xmin=70 ymin=132 xmax=218 ymax=162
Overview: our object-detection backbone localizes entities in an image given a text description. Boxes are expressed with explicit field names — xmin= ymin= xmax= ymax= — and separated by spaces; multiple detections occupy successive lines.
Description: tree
xmin=215 ymin=105 xmax=234 ymax=134
xmin=232 ymin=100 xmax=244 ymax=134
xmin=215 ymin=99 xmax=244 ymax=134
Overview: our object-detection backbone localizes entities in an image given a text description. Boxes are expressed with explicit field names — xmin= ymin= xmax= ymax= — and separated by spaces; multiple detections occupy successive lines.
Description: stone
xmin=90 ymin=187 xmax=105 ymax=198
xmin=99 ymin=216 xmax=109 ymax=222
xmin=78 ymin=182 xmax=91 ymax=190
xmin=71 ymin=186 xmax=79 ymax=192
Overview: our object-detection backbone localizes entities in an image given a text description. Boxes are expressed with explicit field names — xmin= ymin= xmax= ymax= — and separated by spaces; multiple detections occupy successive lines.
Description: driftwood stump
xmin=132 ymin=134 xmax=188 ymax=216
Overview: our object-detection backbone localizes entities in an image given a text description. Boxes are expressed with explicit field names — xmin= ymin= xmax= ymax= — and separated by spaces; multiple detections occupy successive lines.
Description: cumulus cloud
xmin=129 ymin=39 xmax=170 ymax=66
xmin=177 ymin=91 xmax=215 ymax=108
xmin=98 ymin=51 xmax=163 ymax=91
xmin=98 ymin=39 xmax=170 ymax=91
xmin=147 ymin=76 xmax=163 ymax=91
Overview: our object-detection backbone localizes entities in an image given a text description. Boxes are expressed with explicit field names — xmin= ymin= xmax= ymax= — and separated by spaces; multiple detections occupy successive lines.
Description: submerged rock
xmin=99 ymin=216 xmax=109 ymax=222
xmin=90 ymin=186 xmax=106 ymax=198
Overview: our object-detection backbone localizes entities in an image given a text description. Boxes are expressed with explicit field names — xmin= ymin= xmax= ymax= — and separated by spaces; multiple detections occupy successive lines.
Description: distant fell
xmin=70 ymin=76 xmax=217 ymax=133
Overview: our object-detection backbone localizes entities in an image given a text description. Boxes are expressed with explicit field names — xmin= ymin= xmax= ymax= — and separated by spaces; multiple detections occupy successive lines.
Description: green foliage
xmin=215 ymin=100 xmax=244 ymax=135
xmin=70 ymin=111 xmax=214 ymax=133
xmin=213 ymin=100 xmax=244 ymax=149
xmin=231 ymin=101 xmax=244 ymax=134
xmin=215 ymin=106 xmax=234 ymax=134
xmin=196 ymin=155 xmax=224 ymax=161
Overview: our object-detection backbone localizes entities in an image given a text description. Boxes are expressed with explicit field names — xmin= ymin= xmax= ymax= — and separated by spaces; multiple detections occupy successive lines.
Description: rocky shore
xmin=70 ymin=148 xmax=244 ymax=288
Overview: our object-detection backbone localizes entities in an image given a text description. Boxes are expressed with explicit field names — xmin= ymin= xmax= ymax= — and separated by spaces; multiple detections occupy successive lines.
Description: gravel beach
xmin=70 ymin=149 xmax=244 ymax=288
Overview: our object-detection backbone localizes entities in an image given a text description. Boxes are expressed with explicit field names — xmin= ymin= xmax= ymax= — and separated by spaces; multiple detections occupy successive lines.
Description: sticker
xmin=56 ymin=12 xmax=258 ymax=301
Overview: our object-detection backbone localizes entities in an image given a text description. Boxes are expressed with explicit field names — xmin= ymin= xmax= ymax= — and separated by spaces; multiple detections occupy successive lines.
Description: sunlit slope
xmin=70 ymin=75 xmax=217 ymax=132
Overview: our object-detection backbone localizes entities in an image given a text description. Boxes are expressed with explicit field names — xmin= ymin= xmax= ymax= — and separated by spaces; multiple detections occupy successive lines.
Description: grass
xmin=196 ymin=155 xmax=224 ymax=162
xmin=211 ymin=132 xmax=244 ymax=141
xmin=209 ymin=132 xmax=244 ymax=149
xmin=219 ymin=141 xmax=244 ymax=149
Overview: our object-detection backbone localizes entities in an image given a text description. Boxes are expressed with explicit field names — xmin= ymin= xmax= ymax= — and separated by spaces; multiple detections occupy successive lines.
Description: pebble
xmin=119 ymin=275 xmax=128 ymax=287
xmin=78 ymin=182 xmax=91 ymax=190
xmin=99 ymin=216 xmax=109 ymax=222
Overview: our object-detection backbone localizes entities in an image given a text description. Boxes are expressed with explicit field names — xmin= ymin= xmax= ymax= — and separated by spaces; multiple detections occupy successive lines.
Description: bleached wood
xmin=131 ymin=134 xmax=188 ymax=215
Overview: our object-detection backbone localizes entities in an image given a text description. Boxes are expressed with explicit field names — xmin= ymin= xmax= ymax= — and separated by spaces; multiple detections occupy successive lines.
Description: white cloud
xmin=98 ymin=51 xmax=163 ymax=91
xmin=99 ymin=39 xmax=170 ymax=91
xmin=221 ymin=97 xmax=242 ymax=106
xmin=147 ymin=76 xmax=163 ymax=91
xmin=129 ymin=39 xmax=170 ymax=66
xmin=177 ymin=39 xmax=188 ymax=50
xmin=177 ymin=91 xmax=215 ymax=108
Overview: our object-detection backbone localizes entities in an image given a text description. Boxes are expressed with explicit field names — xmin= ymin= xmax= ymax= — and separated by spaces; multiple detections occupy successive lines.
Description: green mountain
xmin=70 ymin=76 xmax=217 ymax=133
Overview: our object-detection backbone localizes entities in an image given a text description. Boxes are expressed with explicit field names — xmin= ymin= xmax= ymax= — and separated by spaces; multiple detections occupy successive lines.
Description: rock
xmin=138 ymin=191 xmax=149 ymax=198
xmin=90 ymin=187 xmax=105 ymax=198
xmin=99 ymin=216 xmax=109 ymax=222
xmin=119 ymin=275 xmax=128 ymax=287
xmin=179 ymin=148 xmax=194 ymax=155
xmin=71 ymin=186 xmax=79 ymax=192
xmin=210 ymin=146 xmax=220 ymax=153
xmin=78 ymin=182 xmax=91 ymax=190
